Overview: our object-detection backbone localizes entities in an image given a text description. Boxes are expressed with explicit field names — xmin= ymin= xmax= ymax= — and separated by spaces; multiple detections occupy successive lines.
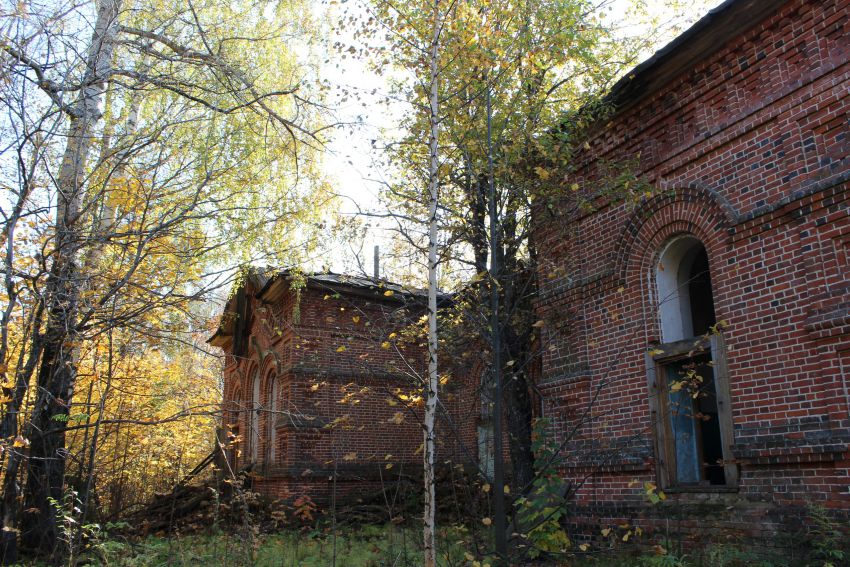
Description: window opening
xmin=653 ymin=236 xmax=733 ymax=488
xmin=663 ymin=354 xmax=725 ymax=485
xmin=250 ymin=369 xmax=261 ymax=463
xmin=267 ymin=375 xmax=278 ymax=464
xmin=226 ymin=393 xmax=241 ymax=471
xmin=688 ymin=247 xmax=716 ymax=336
xmin=478 ymin=425 xmax=494 ymax=481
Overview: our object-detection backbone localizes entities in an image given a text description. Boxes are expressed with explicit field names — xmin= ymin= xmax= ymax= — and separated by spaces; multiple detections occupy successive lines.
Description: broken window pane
xmin=664 ymin=354 xmax=725 ymax=485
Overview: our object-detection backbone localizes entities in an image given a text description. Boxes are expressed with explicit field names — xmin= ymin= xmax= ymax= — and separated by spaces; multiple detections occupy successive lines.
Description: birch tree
xmin=354 ymin=0 xmax=712 ymax=561
xmin=332 ymin=0 xmax=447 ymax=559
xmin=0 ymin=0 xmax=330 ymax=560
xmin=422 ymin=1 xmax=443 ymax=562
xmin=19 ymin=1 xmax=123 ymax=554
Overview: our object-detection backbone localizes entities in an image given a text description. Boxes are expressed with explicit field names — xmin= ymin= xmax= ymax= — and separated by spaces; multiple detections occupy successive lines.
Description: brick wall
xmin=217 ymin=276 xmax=484 ymax=505
xmin=534 ymin=0 xmax=849 ymax=542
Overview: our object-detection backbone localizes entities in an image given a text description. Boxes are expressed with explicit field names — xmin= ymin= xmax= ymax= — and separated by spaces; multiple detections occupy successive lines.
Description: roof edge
xmin=605 ymin=0 xmax=792 ymax=115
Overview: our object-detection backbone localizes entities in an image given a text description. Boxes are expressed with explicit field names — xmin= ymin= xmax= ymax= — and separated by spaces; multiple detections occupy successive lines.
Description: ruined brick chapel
xmin=534 ymin=0 xmax=850 ymax=538
xmin=211 ymin=0 xmax=849 ymax=540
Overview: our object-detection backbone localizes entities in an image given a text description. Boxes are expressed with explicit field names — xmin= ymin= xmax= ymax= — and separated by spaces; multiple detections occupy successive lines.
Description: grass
xmin=92 ymin=524 xmax=482 ymax=567
xmin=15 ymin=518 xmax=832 ymax=566
xmin=92 ymin=534 xmax=801 ymax=567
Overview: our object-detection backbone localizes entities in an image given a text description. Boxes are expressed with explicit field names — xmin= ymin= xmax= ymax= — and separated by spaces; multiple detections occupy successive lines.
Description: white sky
xmin=316 ymin=0 xmax=725 ymax=279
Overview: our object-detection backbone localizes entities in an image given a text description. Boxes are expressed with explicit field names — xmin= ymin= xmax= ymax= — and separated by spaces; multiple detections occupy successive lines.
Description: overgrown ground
xmin=10 ymin=475 xmax=845 ymax=566
xmin=65 ymin=525 xmax=477 ymax=567
xmin=89 ymin=531 xmax=841 ymax=567
xmin=15 ymin=522 xmax=838 ymax=567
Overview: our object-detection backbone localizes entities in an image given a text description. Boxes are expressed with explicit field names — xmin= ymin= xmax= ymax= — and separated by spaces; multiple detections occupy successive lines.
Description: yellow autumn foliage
xmin=62 ymin=329 xmax=221 ymax=517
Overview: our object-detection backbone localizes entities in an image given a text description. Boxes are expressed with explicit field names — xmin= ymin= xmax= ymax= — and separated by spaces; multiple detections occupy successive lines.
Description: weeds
xmin=806 ymin=504 xmax=847 ymax=567
xmin=94 ymin=524 xmax=472 ymax=567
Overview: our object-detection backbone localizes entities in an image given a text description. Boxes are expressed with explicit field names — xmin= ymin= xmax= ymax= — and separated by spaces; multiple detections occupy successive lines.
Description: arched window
xmin=249 ymin=369 xmax=261 ymax=463
xmin=226 ymin=387 xmax=242 ymax=471
xmin=649 ymin=235 xmax=736 ymax=488
xmin=266 ymin=374 xmax=279 ymax=464
xmin=656 ymin=235 xmax=717 ymax=342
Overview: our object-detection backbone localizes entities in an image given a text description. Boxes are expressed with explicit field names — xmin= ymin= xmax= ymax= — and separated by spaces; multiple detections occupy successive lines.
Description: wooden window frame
xmin=646 ymin=334 xmax=738 ymax=491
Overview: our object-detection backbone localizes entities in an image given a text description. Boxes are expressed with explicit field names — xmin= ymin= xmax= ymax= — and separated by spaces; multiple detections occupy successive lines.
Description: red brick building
xmin=534 ymin=0 xmax=849 ymax=540
xmin=209 ymin=271 xmax=481 ymax=502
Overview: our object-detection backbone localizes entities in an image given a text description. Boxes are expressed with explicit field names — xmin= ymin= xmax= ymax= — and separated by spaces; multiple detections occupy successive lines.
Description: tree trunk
xmin=503 ymin=340 xmax=535 ymax=494
xmin=0 ymin=321 xmax=43 ymax=565
xmin=485 ymin=83 xmax=509 ymax=564
xmin=19 ymin=0 xmax=121 ymax=557
xmin=502 ymin=258 xmax=536 ymax=495
xmin=422 ymin=1 xmax=442 ymax=564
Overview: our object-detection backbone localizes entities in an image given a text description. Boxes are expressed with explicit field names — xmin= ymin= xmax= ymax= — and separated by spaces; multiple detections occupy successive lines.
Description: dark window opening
xmin=653 ymin=235 xmax=735 ymax=489
xmin=664 ymin=354 xmax=725 ymax=485
xmin=687 ymin=247 xmax=717 ymax=336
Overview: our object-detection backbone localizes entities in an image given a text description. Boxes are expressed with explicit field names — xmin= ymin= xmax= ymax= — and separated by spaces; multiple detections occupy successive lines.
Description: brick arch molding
xmin=613 ymin=186 xmax=737 ymax=344
xmin=614 ymin=185 xmax=737 ymax=285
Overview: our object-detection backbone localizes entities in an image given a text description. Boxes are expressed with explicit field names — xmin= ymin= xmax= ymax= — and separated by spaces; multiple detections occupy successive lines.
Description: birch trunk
xmin=423 ymin=0 xmax=442 ymax=564
xmin=19 ymin=0 xmax=122 ymax=557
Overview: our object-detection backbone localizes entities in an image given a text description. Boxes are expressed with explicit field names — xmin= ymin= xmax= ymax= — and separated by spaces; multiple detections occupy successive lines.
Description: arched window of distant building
xmin=226 ymin=387 xmax=241 ymax=471
xmin=649 ymin=235 xmax=737 ymax=488
xmin=249 ymin=368 xmax=261 ymax=463
xmin=266 ymin=373 xmax=279 ymax=464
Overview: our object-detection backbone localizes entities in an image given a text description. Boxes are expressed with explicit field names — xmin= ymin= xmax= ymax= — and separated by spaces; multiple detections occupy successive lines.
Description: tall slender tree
xmin=0 ymin=0 xmax=332 ymax=559
xmin=21 ymin=0 xmax=123 ymax=551
xmin=358 ymin=0 xmax=711 ymax=559
xmin=422 ymin=0 xmax=443 ymax=562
